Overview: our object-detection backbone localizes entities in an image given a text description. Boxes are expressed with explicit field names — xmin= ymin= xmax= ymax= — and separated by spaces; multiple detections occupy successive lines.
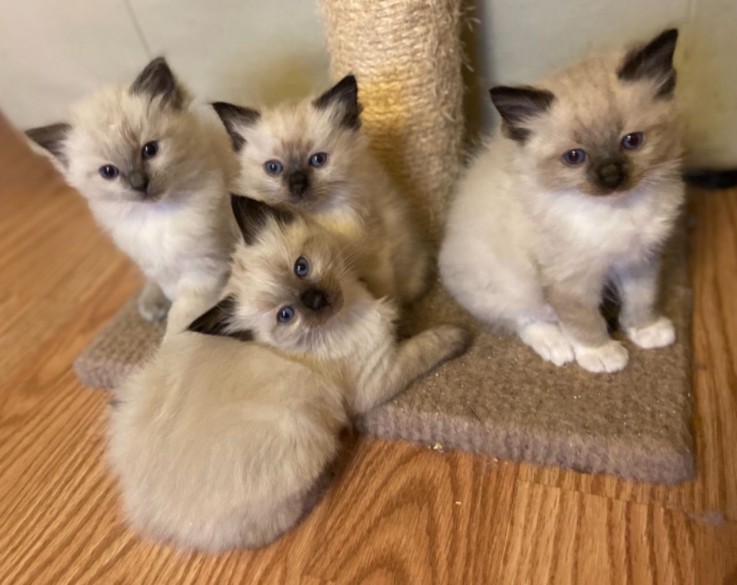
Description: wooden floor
xmin=1 ymin=113 xmax=735 ymax=585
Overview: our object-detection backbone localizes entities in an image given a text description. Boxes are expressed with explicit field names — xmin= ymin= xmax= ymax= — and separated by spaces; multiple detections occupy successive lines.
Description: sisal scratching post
xmin=319 ymin=0 xmax=466 ymax=241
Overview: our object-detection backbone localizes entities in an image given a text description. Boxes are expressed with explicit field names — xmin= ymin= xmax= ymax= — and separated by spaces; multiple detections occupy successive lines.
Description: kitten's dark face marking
xmin=313 ymin=74 xmax=362 ymax=130
xmin=130 ymin=57 xmax=185 ymax=110
xmin=490 ymin=86 xmax=555 ymax=143
xmin=212 ymin=102 xmax=261 ymax=151
xmin=25 ymin=122 xmax=71 ymax=166
xmin=187 ymin=295 xmax=254 ymax=341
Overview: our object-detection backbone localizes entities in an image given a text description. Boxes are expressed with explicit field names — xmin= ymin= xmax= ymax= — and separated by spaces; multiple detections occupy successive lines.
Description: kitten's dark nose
xmin=596 ymin=161 xmax=627 ymax=190
xmin=300 ymin=287 xmax=330 ymax=312
xmin=288 ymin=171 xmax=308 ymax=197
xmin=128 ymin=170 xmax=149 ymax=193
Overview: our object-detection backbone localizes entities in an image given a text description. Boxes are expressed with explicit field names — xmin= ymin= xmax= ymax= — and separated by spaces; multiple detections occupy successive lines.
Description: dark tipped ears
xmin=313 ymin=74 xmax=362 ymax=130
xmin=130 ymin=57 xmax=185 ymax=109
xmin=187 ymin=295 xmax=254 ymax=341
xmin=618 ymin=28 xmax=679 ymax=98
xmin=230 ymin=194 xmax=296 ymax=245
xmin=489 ymin=86 xmax=555 ymax=142
xmin=25 ymin=122 xmax=71 ymax=165
xmin=211 ymin=102 xmax=261 ymax=152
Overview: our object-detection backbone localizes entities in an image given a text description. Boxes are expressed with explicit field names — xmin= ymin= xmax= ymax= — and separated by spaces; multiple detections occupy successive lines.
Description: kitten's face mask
xmin=212 ymin=75 xmax=363 ymax=212
xmin=189 ymin=195 xmax=361 ymax=354
xmin=27 ymin=58 xmax=202 ymax=204
xmin=491 ymin=29 xmax=682 ymax=197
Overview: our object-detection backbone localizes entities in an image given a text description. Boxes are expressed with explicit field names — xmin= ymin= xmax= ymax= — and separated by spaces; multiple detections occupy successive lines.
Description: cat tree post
xmin=319 ymin=0 xmax=466 ymax=242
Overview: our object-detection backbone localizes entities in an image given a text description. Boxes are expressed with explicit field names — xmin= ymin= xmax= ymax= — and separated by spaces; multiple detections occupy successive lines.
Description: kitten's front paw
xmin=573 ymin=341 xmax=629 ymax=374
xmin=518 ymin=322 xmax=575 ymax=367
xmin=137 ymin=290 xmax=171 ymax=322
xmin=626 ymin=317 xmax=675 ymax=349
xmin=432 ymin=325 xmax=474 ymax=361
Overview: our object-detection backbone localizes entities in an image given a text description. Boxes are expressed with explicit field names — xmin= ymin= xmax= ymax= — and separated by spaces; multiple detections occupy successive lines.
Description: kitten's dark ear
xmin=618 ymin=29 xmax=679 ymax=98
xmin=187 ymin=295 xmax=254 ymax=341
xmin=231 ymin=194 xmax=296 ymax=245
xmin=25 ymin=123 xmax=71 ymax=165
xmin=211 ymin=102 xmax=261 ymax=152
xmin=130 ymin=57 xmax=185 ymax=109
xmin=313 ymin=74 xmax=362 ymax=130
xmin=490 ymin=86 xmax=555 ymax=142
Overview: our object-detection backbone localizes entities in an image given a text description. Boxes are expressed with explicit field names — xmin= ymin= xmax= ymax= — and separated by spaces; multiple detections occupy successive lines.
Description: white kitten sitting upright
xmin=26 ymin=58 xmax=237 ymax=321
xmin=210 ymin=75 xmax=430 ymax=304
xmin=108 ymin=194 xmax=470 ymax=551
xmin=440 ymin=29 xmax=684 ymax=373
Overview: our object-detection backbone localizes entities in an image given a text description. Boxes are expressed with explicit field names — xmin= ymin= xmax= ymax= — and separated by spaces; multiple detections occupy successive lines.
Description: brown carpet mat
xmin=75 ymin=232 xmax=693 ymax=485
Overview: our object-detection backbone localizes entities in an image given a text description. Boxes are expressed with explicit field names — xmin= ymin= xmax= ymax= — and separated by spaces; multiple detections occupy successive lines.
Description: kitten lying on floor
xmin=107 ymin=194 xmax=470 ymax=552
xmin=440 ymin=29 xmax=684 ymax=373
xmin=26 ymin=58 xmax=237 ymax=322
xmin=210 ymin=75 xmax=430 ymax=304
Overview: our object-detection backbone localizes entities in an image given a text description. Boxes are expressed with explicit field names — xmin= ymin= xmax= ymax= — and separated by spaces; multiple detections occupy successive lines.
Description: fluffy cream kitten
xmin=26 ymin=58 xmax=237 ymax=321
xmin=440 ymin=29 xmax=684 ymax=374
xmin=107 ymin=194 xmax=470 ymax=552
xmin=210 ymin=75 xmax=430 ymax=304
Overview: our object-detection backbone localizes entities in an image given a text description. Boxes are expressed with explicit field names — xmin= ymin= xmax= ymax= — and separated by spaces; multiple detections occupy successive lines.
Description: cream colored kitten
xmin=26 ymin=58 xmax=237 ymax=321
xmin=210 ymin=75 xmax=430 ymax=304
xmin=108 ymin=195 xmax=470 ymax=552
xmin=440 ymin=29 xmax=684 ymax=374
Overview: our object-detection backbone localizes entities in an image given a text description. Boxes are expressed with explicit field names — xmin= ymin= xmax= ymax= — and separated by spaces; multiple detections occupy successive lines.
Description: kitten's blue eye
xmin=99 ymin=164 xmax=119 ymax=179
xmin=277 ymin=306 xmax=295 ymax=323
xmin=142 ymin=141 xmax=159 ymax=159
xmin=562 ymin=149 xmax=587 ymax=165
xmin=264 ymin=160 xmax=284 ymax=176
xmin=294 ymin=256 xmax=310 ymax=277
xmin=309 ymin=152 xmax=328 ymax=168
xmin=621 ymin=132 xmax=644 ymax=150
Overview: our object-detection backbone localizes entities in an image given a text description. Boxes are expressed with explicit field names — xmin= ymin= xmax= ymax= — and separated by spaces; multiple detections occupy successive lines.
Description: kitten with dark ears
xmin=210 ymin=75 xmax=430 ymax=304
xmin=26 ymin=58 xmax=237 ymax=321
xmin=108 ymin=194 xmax=470 ymax=552
xmin=440 ymin=29 xmax=684 ymax=373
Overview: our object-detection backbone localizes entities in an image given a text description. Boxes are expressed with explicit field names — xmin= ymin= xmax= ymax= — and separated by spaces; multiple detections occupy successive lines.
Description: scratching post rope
xmin=319 ymin=0 xmax=465 ymax=241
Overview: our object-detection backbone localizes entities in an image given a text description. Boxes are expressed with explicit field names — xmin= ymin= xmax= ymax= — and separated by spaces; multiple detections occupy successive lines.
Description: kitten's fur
xmin=27 ymin=58 xmax=237 ymax=321
xmin=440 ymin=29 xmax=684 ymax=373
xmin=107 ymin=195 xmax=470 ymax=552
xmin=210 ymin=75 xmax=430 ymax=304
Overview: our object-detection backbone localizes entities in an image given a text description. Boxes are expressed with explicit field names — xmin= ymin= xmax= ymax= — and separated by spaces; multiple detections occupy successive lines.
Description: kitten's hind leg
xmin=352 ymin=325 xmax=472 ymax=415
xmin=137 ymin=280 xmax=171 ymax=322
xmin=517 ymin=319 xmax=575 ymax=367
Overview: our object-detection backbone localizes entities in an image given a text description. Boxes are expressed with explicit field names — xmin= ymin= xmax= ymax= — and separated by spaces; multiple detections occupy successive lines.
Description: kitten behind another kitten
xmin=107 ymin=194 xmax=470 ymax=552
xmin=440 ymin=29 xmax=684 ymax=373
xmin=27 ymin=58 xmax=237 ymax=322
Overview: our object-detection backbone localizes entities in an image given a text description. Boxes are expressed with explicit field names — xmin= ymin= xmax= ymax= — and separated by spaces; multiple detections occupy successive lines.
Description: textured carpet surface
xmin=75 ymin=234 xmax=693 ymax=485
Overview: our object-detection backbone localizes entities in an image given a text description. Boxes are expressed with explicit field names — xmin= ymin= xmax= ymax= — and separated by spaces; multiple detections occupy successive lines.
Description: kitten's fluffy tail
xmin=683 ymin=168 xmax=737 ymax=189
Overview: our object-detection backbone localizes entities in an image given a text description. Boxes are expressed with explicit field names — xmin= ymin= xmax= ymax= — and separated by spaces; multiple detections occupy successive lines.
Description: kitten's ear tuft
xmin=130 ymin=57 xmax=185 ymax=109
xmin=313 ymin=74 xmax=362 ymax=130
xmin=490 ymin=86 xmax=555 ymax=142
xmin=187 ymin=295 xmax=254 ymax=341
xmin=211 ymin=102 xmax=261 ymax=152
xmin=618 ymin=29 xmax=679 ymax=98
xmin=25 ymin=123 xmax=71 ymax=166
xmin=230 ymin=194 xmax=296 ymax=245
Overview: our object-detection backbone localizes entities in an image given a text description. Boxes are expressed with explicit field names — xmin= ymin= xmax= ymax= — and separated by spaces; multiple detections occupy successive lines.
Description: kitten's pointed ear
xmin=187 ymin=295 xmax=254 ymax=341
xmin=211 ymin=102 xmax=261 ymax=151
xmin=313 ymin=74 xmax=362 ymax=130
xmin=25 ymin=123 xmax=71 ymax=166
xmin=231 ymin=194 xmax=295 ymax=245
xmin=618 ymin=29 xmax=679 ymax=98
xmin=490 ymin=86 xmax=555 ymax=142
xmin=130 ymin=57 xmax=185 ymax=109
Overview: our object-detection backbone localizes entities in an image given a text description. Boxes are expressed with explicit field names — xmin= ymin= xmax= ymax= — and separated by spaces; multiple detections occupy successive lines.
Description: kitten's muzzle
xmin=595 ymin=160 xmax=627 ymax=191
xmin=288 ymin=170 xmax=309 ymax=198
xmin=127 ymin=170 xmax=150 ymax=194
xmin=300 ymin=287 xmax=331 ymax=312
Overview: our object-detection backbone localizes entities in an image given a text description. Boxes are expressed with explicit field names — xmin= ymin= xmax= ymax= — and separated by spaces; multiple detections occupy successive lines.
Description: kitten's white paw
xmin=573 ymin=341 xmax=629 ymax=373
xmin=626 ymin=317 xmax=675 ymax=349
xmin=518 ymin=322 xmax=575 ymax=367
xmin=137 ymin=291 xmax=171 ymax=322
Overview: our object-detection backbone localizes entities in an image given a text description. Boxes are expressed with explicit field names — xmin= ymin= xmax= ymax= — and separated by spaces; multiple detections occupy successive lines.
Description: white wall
xmin=1 ymin=0 xmax=735 ymax=166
